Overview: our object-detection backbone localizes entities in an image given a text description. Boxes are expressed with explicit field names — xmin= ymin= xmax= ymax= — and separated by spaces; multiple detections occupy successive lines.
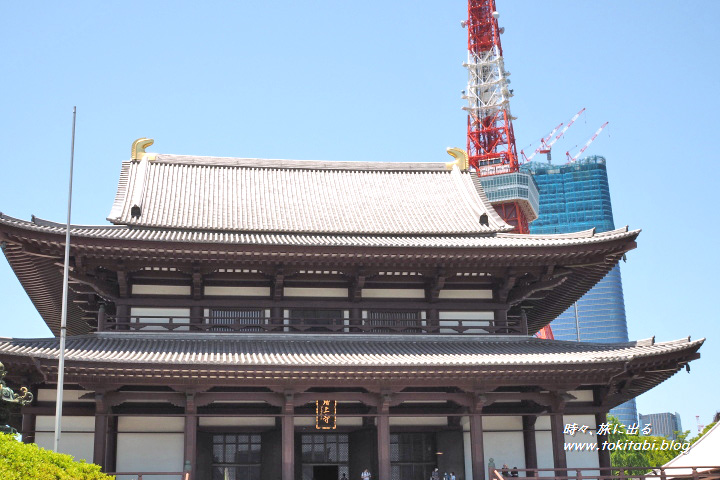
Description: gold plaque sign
xmin=316 ymin=400 xmax=337 ymax=430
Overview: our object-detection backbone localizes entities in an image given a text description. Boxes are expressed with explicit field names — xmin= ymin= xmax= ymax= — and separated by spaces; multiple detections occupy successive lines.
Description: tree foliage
xmin=690 ymin=421 xmax=716 ymax=445
xmin=606 ymin=416 xmax=688 ymax=470
xmin=0 ymin=433 xmax=114 ymax=480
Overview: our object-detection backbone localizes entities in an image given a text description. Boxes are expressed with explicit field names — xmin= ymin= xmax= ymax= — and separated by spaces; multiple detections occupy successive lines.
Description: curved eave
xmin=0 ymin=335 xmax=702 ymax=399
xmin=0 ymin=213 xmax=639 ymax=336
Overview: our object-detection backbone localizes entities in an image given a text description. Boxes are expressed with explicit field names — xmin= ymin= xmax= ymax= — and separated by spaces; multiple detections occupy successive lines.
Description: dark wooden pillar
xmin=21 ymin=411 xmax=35 ymax=444
xmin=190 ymin=305 xmax=204 ymax=331
xmin=272 ymin=272 xmax=285 ymax=332
xmin=494 ymin=309 xmax=508 ymax=334
xmin=595 ymin=412 xmax=611 ymax=474
xmin=97 ymin=304 xmax=106 ymax=332
xmin=520 ymin=310 xmax=529 ymax=336
xmin=282 ymin=392 xmax=295 ymax=480
xmin=116 ymin=304 xmax=129 ymax=330
xmin=349 ymin=308 xmax=362 ymax=331
xmin=426 ymin=308 xmax=439 ymax=332
xmin=469 ymin=394 xmax=485 ymax=480
xmin=271 ymin=307 xmax=284 ymax=331
xmin=93 ymin=393 xmax=108 ymax=469
xmin=184 ymin=393 xmax=197 ymax=479
xmin=550 ymin=405 xmax=567 ymax=471
xmin=105 ymin=415 xmax=118 ymax=471
xmin=522 ymin=415 xmax=537 ymax=477
xmin=469 ymin=415 xmax=485 ymax=480
xmin=377 ymin=393 xmax=391 ymax=480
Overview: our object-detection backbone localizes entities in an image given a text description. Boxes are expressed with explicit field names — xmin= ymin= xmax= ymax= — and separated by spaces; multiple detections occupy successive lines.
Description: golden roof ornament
xmin=445 ymin=147 xmax=469 ymax=171
xmin=131 ymin=138 xmax=155 ymax=161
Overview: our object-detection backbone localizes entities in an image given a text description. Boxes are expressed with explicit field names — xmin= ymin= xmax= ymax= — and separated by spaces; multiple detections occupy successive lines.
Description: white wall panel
xmin=483 ymin=432 xmax=525 ymax=472
xmin=362 ymin=288 xmax=425 ymax=298
xmin=337 ymin=417 xmax=363 ymax=427
xmin=37 ymin=388 xmax=93 ymax=403
xmin=482 ymin=416 xmax=522 ymax=430
xmin=567 ymin=391 xmax=594 ymax=402
xmin=116 ymin=417 xmax=184 ymax=480
xmin=439 ymin=311 xmax=494 ymax=320
xmin=295 ymin=417 xmax=314 ymax=427
xmin=35 ymin=415 xmax=94 ymax=463
xmin=535 ymin=431 xmax=555 ymax=475
xmin=116 ymin=433 xmax=184 ymax=480
xmin=564 ymin=415 xmax=599 ymax=470
xmin=199 ymin=417 xmax=275 ymax=427
xmin=438 ymin=289 xmax=493 ymax=299
xmin=118 ymin=416 xmax=184 ymax=432
xmin=131 ymin=284 xmax=191 ymax=296
xmin=389 ymin=416 xmax=447 ymax=426
xmin=463 ymin=429 xmax=473 ymax=480
xmin=536 ymin=416 xmax=551 ymax=429
xmin=284 ymin=287 xmax=348 ymax=298
xmin=563 ymin=415 xmax=597 ymax=430
xmin=204 ymin=286 xmax=271 ymax=297
xmin=36 ymin=415 xmax=95 ymax=432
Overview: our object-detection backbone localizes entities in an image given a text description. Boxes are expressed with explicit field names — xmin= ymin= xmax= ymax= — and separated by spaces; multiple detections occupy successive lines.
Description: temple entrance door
xmin=301 ymin=433 xmax=349 ymax=480
xmin=313 ymin=465 xmax=339 ymax=480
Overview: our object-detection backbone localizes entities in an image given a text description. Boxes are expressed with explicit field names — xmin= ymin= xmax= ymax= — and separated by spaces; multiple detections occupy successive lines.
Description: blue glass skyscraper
xmin=521 ymin=155 xmax=638 ymax=426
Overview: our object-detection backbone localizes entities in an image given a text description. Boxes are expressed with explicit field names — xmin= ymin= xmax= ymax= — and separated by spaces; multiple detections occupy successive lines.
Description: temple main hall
xmin=0 ymin=143 xmax=703 ymax=480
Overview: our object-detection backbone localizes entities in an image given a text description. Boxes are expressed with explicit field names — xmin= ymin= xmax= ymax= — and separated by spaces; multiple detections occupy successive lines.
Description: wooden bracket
xmin=116 ymin=262 xmax=129 ymax=298
xmin=350 ymin=274 xmax=366 ymax=302
xmin=192 ymin=267 xmax=203 ymax=300
xmin=426 ymin=269 xmax=446 ymax=303
xmin=272 ymin=269 xmax=285 ymax=301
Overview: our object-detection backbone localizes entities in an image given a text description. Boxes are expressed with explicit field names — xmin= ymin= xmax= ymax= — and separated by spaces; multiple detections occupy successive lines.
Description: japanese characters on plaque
xmin=316 ymin=400 xmax=337 ymax=430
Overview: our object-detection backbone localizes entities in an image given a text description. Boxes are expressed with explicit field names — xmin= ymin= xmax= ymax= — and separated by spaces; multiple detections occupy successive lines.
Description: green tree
xmin=605 ymin=416 xmax=685 ymax=471
xmin=689 ymin=422 xmax=716 ymax=445
xmin=0 ymin=433 xmax=114 ymax=480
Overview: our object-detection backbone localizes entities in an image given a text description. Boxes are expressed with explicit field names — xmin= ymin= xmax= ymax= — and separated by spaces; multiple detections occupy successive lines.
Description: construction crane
xmin=520 ymin=122 xmax=563 ymax=163
xmin=539 ymin=108 xmax=586 ymax=163
xmin=461 ymin=0 xmax=537 ymax=233
xmin=566 ymin=121 xmax=609 ymax=163
xmin=521 ymin=108 xmax=586 ymax=164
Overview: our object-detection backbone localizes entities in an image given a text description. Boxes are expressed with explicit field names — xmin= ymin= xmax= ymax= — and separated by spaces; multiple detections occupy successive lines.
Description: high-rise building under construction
xmin=522 ymin=155 xmax=638 ymax=426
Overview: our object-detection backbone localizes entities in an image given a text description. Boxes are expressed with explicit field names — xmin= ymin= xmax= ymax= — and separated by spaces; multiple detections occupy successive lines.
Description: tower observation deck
xmin=462 ymin=0 xmax=538 ymax=232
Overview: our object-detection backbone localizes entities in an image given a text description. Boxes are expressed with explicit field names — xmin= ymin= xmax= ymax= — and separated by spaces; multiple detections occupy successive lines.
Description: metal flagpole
xmin=54 ymin=106 xmax=76 ymax=452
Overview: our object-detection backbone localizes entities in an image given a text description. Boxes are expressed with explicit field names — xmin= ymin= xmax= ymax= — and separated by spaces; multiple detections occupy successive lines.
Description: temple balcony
xmin=100 ymin=313 xmax=526 ymax=335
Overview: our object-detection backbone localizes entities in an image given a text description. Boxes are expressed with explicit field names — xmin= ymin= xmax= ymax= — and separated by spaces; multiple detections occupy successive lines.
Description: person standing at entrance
xmin=431 ymin=468 xmax=440 ymax=480
xmin=361 ymin=468 xmax=371 ymax=480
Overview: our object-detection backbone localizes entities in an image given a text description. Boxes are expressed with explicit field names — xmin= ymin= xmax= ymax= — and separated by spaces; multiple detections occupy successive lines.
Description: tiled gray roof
xmin=0 ymin=333 xmax=702 ymax=367
xmin=0 ymin=214 xmax=638 ymax=249
xmin=107 ymin=155 xmax=512 ymax=234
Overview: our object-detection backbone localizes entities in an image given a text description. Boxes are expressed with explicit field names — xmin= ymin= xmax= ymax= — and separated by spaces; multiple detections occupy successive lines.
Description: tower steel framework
xmin=462 ymin=0 xmax=535 ymax=233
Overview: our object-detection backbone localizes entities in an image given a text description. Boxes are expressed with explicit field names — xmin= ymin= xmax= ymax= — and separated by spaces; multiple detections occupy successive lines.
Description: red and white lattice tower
xmin=462 ymin=0 xmax=535 ymax=233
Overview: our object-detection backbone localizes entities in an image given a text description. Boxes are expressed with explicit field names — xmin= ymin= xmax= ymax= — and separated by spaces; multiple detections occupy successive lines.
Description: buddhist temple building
xmin=0 ymin=143 xmax=703 ymax=480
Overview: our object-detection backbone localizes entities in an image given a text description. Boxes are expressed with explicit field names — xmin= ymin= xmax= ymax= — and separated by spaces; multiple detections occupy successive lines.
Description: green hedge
xmin=0 ymin=433 xmax=114 ymax=480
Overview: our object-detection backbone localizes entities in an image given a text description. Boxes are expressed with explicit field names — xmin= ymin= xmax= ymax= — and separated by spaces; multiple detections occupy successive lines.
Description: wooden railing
xmin=102 ymin=315 xmax=524 ymax=335
xmin=489 ymin=466 xmax=720 ymax=480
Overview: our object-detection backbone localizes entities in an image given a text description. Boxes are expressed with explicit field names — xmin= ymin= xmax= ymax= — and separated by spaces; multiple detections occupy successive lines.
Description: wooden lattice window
xmin=209 ymin=308 xmax=264 ymax=332
xmin=367 ymin=310 xmax=422 ymax=333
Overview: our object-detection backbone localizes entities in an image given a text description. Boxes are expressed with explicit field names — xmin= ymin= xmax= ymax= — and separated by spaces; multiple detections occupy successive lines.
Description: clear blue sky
xmin=1 ymin=1 xmax=718 ymax=431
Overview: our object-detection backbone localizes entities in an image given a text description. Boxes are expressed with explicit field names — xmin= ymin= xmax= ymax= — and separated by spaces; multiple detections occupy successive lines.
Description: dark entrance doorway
xmin=313 ymin=465 xmax=339 ymax=480
xmin=301 ymin=433 xmax=349 ymax=480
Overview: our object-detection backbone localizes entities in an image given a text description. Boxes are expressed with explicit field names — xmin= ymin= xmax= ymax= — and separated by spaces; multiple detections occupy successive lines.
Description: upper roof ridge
xmin=151 ymin=154 xmax=451 ymax=172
